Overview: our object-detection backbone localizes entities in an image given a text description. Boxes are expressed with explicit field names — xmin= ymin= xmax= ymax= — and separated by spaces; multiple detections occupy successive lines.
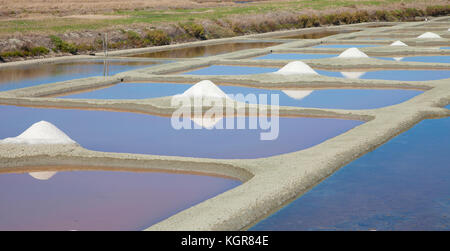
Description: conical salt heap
xmin=0 ymin=121 xmax=76 ymax=145
xmin=274 ymin=61 xmax=316 ymax=100
xmin=274 ymin=61 xmax=318 ymax=75
xmin=390 ymin=40 xmax=408 ymax=46
xmin=176 ymin=80 xmax=229 ymax=99
xmin=337 ymin=48 xmax=369 ymax=58
xmin=417 ymin=32 xmax=442 ymax=39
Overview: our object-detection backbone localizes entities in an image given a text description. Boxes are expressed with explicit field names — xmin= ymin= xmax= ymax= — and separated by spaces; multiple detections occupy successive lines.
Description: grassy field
xmin=0 ymin=0 xmax=444 ymax=35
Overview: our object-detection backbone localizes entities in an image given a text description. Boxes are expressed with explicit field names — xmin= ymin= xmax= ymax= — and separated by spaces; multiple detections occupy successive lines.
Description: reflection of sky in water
xmin=183 ymin=65 xmax=277 ymax=75
xmin=441 ymin=47 xmax=450 ymax=49
xmin=257 ymin=53 xmax=450 ymax=64
xmin=0 ymin=105 xmax=362 ymax=159
xmin=376 ymin=56 xmax=450 ymax=63
xmin=317 ymin=69 xmax=450 ymax=81
xmin=251 ymin=117 xmax=450 ymax=231
xmin=312 ymin=44 xmax=380 ymax=48
xmin=0 ymin=170 xmax=240 ymax=230
xmin=253 ymin=53 xmax=337 ymax=60
xmin=61 ymin=83 xmax=422 ymax=110
xmin=0 ymin=60 xmax=159 ymax=92
xmin=183 ymin=65 xmax=450 ymax=81
xmin=356 ymin=37 xmax=394 ymax=40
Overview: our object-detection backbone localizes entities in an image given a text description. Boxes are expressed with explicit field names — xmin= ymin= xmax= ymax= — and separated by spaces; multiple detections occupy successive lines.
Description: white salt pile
xmin=274 ymin=61 xmax=318 ymax=76
xmin=176 ymin=80 xmax=229 ymax=99
xmin=0 ymin=121 xmax=76 ymax=145
xmin=337 ymin=47 xmax=369 ymax=58
xmin=340 ymin=71 xmax=366 ymax=79
xmin=417 ymin=32 xmax=442 ymax=39
xmin=282 ymin=90 xmax=313 ymax=100
xmin=190 ymin=116 xmax=223 ymax=129
xmin=390 ymin=40 xmax=408 ymax=46
xmin=29 ymin=171 xmax=57 ymax=180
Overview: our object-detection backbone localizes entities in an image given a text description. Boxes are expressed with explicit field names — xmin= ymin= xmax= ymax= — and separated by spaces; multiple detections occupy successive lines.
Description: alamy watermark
xmin=170 ymin=93 xmax=280 ymax=140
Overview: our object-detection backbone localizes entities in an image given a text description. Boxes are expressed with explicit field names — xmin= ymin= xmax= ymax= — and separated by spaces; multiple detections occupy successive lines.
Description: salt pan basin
xmin=0 ymin=59 xmax=159 ymax=92
xmin=0 ymin=105 xmax=362 ymax=159
xmin=317 ymin=69 xmax=450 ymax=81
xmin=183 ymin=66 xmax=450 ymax=81
xmin=312 ymin=44 xmax=380 ymax=48
xmin=183 ymin=65 xmax=278 ymax=75
xmin=0 ymin=170 xmax=240 ymax=230
xmin=130 ymin=42 xmax=279 ymax=58
xmin=61 ymin=83 xmax=422 ymax=110
xmin=253 ymin=53 xmax=337 ymax=60
xmin=251 ymin=117 xmax=450 ymax=231
xmin=376 ymin=56 xmax=450 ymax=64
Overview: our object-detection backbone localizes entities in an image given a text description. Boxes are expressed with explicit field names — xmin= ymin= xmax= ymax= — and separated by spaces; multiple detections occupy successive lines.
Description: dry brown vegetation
xmin=1 ymin=0 xmax=447 ymax=19
xmin=0 ymin=0 xmax=274 ymax=18
xmin=0 ymin=0 xmax=449 ymax=62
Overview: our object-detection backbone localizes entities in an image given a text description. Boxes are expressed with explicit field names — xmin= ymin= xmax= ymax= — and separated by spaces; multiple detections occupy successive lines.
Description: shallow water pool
xmin=0 ymin=59 xmax=159 ymax=92
xmin=312 ymin=44 xmax=380 ymax=48
xmin=317 ymin=69 xmax=450 ymax=81
xmin=60 ymin=83 xmax=422 ymax=110
xmin=0 ymin=105 xmax=362 ymax=159
xmin=376 ymin=56 xmax=450 ymax=64
xmin=353 ymin=37 xmax=392 ymax=40
xmin=0 ymin=170 xmax=240 ymax=230
xmin=129 ymin=42 xmax=280 ymax=58
xmin=183 ymin=65 xmax=278 ymax=75
xmin=251 ymin=116 xmax=450 ymax=230
xmin=182 ymin=65 xmax=450 ymax=81
xmin=253 ymin=53 xmax=337 ymax=60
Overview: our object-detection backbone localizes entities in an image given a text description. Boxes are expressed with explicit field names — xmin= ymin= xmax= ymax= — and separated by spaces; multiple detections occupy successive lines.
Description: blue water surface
xmin=183 ymin=65 xmax=450 ymax=81
xmin=312 ymin=44 xmax=380 ymax=48
xmin=376 ymin=56 xmax=450 ymax=64
xmin=251 ymin=117 xmax=450 ymax=230
xmin=253 ymin=53 xmax=337 ymax=60
xmin=0 ymin=105 xmax=363 ymax=159
xmin=61 ymin=83 xmax=422 ymax=110
xmin=183 ymin=65 xmax=277 ymax=75
xmin=317 ymin=69 xmax=450 ymax=81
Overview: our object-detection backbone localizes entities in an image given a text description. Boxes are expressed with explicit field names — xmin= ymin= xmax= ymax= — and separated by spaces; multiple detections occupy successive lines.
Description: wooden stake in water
xmin=102 ymin=33 xmax=109 ymax=77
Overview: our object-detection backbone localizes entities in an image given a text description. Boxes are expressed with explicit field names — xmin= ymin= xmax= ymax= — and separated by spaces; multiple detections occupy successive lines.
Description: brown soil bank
xmin=0 ymin=4 xmax=449 ymax=63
